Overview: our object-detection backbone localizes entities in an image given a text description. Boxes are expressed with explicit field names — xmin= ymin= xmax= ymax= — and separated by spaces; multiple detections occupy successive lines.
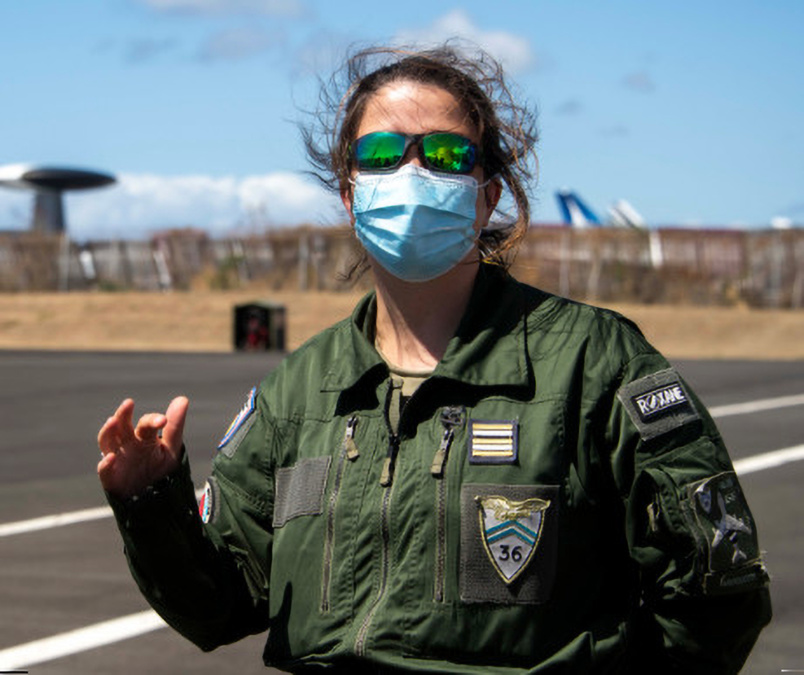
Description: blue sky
xmin=1 ymin=0 xmax=802 ymax=240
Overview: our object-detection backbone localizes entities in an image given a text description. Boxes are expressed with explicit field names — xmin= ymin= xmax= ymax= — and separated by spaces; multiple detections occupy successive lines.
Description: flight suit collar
xmin=319 ymin=292 xmax=385 ymax=393
xmin=436 ymin=264 xmax=532 ymax=388
xmin=320 ymin=264 xmax=539 ymax=394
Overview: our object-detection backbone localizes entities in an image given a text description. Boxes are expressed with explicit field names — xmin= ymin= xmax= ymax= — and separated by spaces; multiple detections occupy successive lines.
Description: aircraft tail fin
xmin=556 ymin=189 xmax=601 ymax=227
xmin=608 ymin=199 xmax=646 ymax=229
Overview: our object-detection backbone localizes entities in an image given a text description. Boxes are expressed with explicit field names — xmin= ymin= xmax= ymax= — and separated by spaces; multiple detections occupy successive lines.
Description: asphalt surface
xmin=0 ymin=351 xmax=802 ymax=674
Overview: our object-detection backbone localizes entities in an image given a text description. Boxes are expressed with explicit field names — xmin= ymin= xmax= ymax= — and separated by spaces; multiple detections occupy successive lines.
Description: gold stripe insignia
xmin=469 ymin=420 xmax=518 ymax=464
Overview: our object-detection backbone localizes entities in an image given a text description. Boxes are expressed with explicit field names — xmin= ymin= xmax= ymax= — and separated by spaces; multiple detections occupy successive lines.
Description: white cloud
xmin=140 ymin=0 xmax=304 ymax=17
xmin=0 ymin=189 xmax=32 ymax=229
xmin=395 ymin=10 xmax=534 ymax=73
xmin=0 ymin=173 xmax=344 ymax=241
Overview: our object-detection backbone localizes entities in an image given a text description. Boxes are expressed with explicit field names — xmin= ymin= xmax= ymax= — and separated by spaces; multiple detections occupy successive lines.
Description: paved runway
xmin=1 ymin=351 xmax=802 ymax=673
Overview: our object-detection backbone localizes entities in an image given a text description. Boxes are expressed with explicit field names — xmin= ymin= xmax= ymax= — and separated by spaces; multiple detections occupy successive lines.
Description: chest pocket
xmin=460 ymin=483 xmax=560 ymax=604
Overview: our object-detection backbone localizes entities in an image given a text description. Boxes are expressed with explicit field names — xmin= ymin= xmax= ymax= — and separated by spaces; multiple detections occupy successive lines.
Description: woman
xmin=98 ymin=45 xmax=770 ymax=673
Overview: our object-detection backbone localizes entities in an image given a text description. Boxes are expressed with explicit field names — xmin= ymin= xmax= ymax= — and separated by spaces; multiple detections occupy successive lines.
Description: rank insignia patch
xmin=468 ymin=420 xmax=518 ymax=464
xmin=617 ymin=368 xmax=700 ymax=440
xmin=476 ymin=495 xmax=550 ymax=584
xmin=217 ymin=386 xmax=257 ymax=456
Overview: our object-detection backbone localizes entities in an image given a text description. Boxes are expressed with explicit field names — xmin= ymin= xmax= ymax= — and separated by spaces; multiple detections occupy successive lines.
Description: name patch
xmin=617 ymin=369 xmax=699 ymax=440
xmin=633 ymin=383 xmax=689 ymax=421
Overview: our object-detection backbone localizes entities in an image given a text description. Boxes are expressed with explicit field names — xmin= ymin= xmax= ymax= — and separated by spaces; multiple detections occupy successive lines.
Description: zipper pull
xmin=343 ymin=415 xmax=359 ymax=460
xmin=430 ymin=428 xmax=454 ymax=477
xmin=380 ymin=433 xmax=399 ymax=487
xmin=431 ymin=406 xmax=464 ymax=478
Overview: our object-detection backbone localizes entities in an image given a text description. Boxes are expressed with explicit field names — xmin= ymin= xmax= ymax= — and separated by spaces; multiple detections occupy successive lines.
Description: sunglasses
xmin=352 ymin=131 xmax=480 ymax=175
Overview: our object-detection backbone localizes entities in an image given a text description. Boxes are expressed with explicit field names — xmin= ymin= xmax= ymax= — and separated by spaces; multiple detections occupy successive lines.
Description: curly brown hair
xmin=301 ymin=43 xmax=538 ymax=271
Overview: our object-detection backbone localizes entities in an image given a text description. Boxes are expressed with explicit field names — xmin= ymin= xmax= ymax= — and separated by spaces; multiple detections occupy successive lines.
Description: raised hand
xmin=97 ymin=396 xmax=189 ymax=499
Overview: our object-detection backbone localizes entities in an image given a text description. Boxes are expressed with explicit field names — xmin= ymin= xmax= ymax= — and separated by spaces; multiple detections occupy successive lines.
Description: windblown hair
xmin=301 ymin=43 xmax=539 ymax=272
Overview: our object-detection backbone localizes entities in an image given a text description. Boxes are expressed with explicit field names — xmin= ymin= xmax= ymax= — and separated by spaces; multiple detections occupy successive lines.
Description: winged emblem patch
xmin=476 ymin=495 xmax=551 ymax=584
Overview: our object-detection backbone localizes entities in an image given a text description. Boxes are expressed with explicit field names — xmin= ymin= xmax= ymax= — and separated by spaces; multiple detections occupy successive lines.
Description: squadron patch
xmin=617 ymin=369 xmax=699 ymax=440
xmin=685 ymin=472 xmax=768 ymax=594
xmin=476 ymin=495 xmax=550 ymax=584
xmin=468 ymin=420 xmax=518 ymax=464
xmin=217 ymin=386 xmax=257 ymax=456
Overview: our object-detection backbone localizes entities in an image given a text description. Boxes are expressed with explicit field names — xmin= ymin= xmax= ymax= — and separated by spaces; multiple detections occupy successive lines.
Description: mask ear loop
xmin=478 ymin=173 xmax=502 ymax=221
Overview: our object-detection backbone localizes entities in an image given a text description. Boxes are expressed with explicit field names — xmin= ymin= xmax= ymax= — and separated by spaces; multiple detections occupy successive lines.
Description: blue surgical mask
xmin=352 ymin=164 xmax=480 ymax=282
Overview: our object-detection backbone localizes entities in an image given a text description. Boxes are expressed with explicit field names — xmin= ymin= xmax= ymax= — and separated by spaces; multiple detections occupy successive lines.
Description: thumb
xmin=162 ymin=396 xmax=189 ymax=455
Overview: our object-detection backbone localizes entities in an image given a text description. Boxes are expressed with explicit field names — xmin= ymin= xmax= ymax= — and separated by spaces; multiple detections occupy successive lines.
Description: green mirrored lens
xmin=422 ymin=133 xmax=476 ymax=173
xmin=355 ymin=133 xmax=406 ymax=170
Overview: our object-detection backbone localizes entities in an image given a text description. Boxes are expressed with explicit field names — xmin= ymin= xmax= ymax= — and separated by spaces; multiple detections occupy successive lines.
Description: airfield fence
xmin=1 ymin=226 xmax=803 ymax=308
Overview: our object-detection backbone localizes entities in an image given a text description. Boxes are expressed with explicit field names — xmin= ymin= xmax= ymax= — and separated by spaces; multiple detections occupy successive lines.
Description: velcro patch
xmin=273 ymin=457 xmax=331 ymax=528
xmin=468 ymin=420 xmax=518 ymax=464
xmin=217 ymin=386 xmax=257 ymax=456
xmin=617 ymin=369 xmax=699 ymax=440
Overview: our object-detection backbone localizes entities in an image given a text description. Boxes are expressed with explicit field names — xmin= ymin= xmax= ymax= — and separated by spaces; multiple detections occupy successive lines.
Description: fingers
xmin=97 ymin=396 xmax=188 ymax=459
xmin=134 ymin=412 xmax=168 ymax=445
xmin=97 ymin=398 xmax=135 ymax=456
xmin=97 ymin=449 xmax=116 ymax=478
xmin=118 ymin=399 xmax=137 ymax=446
xmin=162 ymin=396 xmax=190 ymax=455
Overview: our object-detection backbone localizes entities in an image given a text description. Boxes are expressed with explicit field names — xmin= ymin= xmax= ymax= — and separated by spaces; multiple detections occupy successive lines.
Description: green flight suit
xmin=108 ymin=264 xmax=771 ymax=673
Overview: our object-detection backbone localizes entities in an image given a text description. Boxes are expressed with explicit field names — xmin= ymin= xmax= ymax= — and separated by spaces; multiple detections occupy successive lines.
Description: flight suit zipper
xmin=354 ymin=432 xmax=397 ymax=656
xmin=321 ymin=415 xmax=359 ymax=613
xmin=432 ymin=406 xmax=463 ymax=602
xmin=355 ymin=380 xmax=402 ymax=655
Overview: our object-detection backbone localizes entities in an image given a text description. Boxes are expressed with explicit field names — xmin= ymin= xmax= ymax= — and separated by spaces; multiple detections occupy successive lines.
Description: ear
xmin=484 ymin=178 xmax=502 ymax=214
xmin=341 ymin=185 xmax=355 ymax=225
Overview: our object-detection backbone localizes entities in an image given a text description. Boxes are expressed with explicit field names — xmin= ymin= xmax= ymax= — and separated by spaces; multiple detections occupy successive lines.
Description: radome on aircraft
xmin=0 ymin=163 xmax=116 ymax=234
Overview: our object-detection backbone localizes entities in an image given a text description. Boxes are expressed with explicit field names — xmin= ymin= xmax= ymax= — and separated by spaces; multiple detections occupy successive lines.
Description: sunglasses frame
xmin=352 ymin=131 xmax=480 ymax=175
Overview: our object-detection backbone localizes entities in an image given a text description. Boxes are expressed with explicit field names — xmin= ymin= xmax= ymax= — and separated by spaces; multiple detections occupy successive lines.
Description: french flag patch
xmin=217 ymin=386 xmax=257 ymax=451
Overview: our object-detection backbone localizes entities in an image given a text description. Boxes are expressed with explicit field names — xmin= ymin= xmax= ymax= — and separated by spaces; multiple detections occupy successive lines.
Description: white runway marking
xmin=709 ymin=393 xmax=804 ymax=419
xmin=1 ymin=394 xmax=802 ymax=668
xmin=732 ymin=445 xmax=804 ymax=476
xmin=0 ymin=490 xmax=203 ymax=539
xmin=0 ymin=610 xmax=165 ymax=670
xmin=0 ymin=505 xmax=111 ymax=538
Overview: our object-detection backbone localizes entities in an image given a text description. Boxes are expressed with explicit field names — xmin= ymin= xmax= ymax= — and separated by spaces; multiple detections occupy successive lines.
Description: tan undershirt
xmin=376 ymin=343 xmax=433 ymax=434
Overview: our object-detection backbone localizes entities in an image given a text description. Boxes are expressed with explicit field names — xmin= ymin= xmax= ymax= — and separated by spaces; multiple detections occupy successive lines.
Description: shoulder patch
xmin=617 ymin=368 xmax=699 ymax=440
xmin=685 ymin=472 xmax=769 ymax=594
xmin=198 ymin=478 xmax=219 ymax=524
xmin=217 ymin=386 xmax=258 ymax=456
